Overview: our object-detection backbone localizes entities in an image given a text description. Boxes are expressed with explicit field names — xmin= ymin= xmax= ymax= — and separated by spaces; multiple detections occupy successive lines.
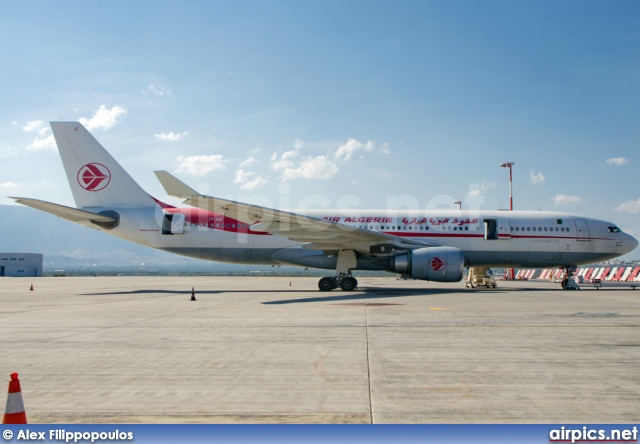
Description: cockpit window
xmin=607 ymin=226 xmax=621 ymax=233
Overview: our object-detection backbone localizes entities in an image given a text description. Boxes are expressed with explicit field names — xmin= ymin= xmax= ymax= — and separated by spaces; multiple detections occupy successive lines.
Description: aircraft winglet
xmin=154 ymin=171 xmax=200 ymax=198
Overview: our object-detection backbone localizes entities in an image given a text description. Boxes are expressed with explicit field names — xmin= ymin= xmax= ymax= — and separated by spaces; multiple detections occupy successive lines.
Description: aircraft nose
xmin=627 ymin=234 xmax=639 ymax=253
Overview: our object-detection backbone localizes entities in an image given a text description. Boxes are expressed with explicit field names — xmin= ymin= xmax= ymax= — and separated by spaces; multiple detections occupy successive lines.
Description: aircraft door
xmin=497 ymin=218 xmax=511 ymax=239
xmin=573 ymin=218 xmax=590 ymax=241
xmin=483 ymin=218 xmax=510 ymax=240
xmin=162 ymin=212 xmax=186 ymax=235
xmin=171 ymin=213 xmax=185 ymax=234
xmin=484 ymin=219 xmax=497 ymax=240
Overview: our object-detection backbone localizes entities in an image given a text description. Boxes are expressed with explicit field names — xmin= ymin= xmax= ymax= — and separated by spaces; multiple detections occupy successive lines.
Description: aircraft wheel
xmin=318 ymin=277 xmax=335 ymax=292
xmin=340 ymin=276 xmax=358 ymax=291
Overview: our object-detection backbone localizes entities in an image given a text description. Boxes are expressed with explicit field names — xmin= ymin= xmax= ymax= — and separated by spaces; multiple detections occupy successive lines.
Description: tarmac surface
xmin=0 ymin=276 xmax=639 ymax=424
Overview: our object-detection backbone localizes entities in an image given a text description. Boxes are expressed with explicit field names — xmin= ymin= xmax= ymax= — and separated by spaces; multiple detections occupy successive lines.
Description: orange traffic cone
xmin=29 ymin=284 xmax=33 ymax=291
xmin=2 ymin=373 xmax=27 ymax=424
xmin=190 ymin=287 xmax=196 ymax=301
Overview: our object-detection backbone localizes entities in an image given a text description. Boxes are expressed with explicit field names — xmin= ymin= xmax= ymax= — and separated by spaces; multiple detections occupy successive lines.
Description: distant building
xmin=0 ymin=253 xmax=43 ymax=277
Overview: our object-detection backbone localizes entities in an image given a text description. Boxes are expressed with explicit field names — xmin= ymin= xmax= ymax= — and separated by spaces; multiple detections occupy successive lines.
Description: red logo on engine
xmin=430 ymin=256 xmax=447 ymax=271
xmin=77 ymin=163 xmax=111 ymax=191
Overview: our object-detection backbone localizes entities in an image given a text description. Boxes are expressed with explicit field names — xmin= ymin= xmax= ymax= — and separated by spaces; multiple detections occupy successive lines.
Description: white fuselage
xmin=89 ymin=206 xmax=638 ymax=271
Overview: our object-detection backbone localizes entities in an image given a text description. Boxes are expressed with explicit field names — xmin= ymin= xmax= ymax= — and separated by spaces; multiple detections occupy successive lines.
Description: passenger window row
xmin=359 ymin=225 xmax=432 ymax=230
xmin=357 ymin=225 xmax=471 ymax=231
xmin=511 ymin=226 xmax=569 ymax=232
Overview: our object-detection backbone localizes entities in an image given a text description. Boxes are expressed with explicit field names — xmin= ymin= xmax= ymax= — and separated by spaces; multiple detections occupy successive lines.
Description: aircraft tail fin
xmin=51 ymin=122 xmax=156 ymax=208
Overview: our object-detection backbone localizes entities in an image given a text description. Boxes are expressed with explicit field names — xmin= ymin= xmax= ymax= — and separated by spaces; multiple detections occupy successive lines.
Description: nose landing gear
xmin=561 ymin=265 xmax=580 ymax=290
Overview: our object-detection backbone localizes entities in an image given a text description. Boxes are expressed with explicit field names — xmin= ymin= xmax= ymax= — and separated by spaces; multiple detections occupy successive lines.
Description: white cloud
xmin=379 ymin=143 xmax=390 ymax=154
xmin=79 ymin=105 xmax=127 ymax=131
xmin=241 ymin=176 xmax=267 ymax=190
xmin=0 ymin=182 xmax=17 ymax=188
xmin=27 ymin=133 xmax=56 ymax=151
xmin=606 ymin=157 xmax=629 ymax=166
xmin=334 ymin=138 xmax=374 ymax=161
xmin=281 ymin=156 xmax=339 ymax=180
xmin=22 ymin=120 xmax=48 ymax=135
xmin=233 ymin=169 xmax=266 ymax=190
xmin=234 ymin=169 xmax=254 ymax=184
xmin=10 ymin=120 xmax=17 ymax=126
xmin=21 ymin=121 xmax=56 ymax=150
xmin=552 ymin=194 xmax=583 ymax=206
xmin=270 ymin=149 xmax=299 ymax=171
xmin=467 ymin=181 xmax=497 ymax=197
xmin=143 ymin=84 xmax=171 ymax=97
xmin=615 ymin=199 xmax=640 ymax=214
xmin=239 ymin=154 xmax=259 ymax=168
xmin=530 ymin=171 xmax=545 ymax=184
xmin=271 ymin=146 xmax=339 ymax=180
xmin=175 ymin=155 xmax=228 ymax=177
xmin=155 ymin=131 xmax=188 ymax=142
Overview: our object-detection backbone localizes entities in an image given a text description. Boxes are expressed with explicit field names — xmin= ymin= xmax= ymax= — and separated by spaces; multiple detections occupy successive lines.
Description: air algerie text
xmin=323 ymin=217 xmax=393 ymax=223
xmin=320 ymin=216 xmax=479 ymax=225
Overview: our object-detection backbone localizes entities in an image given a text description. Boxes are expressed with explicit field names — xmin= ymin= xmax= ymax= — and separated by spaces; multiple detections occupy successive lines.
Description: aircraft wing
xmin=10 ymin=197 xmax=118 ymax=224
xmin=154 ymin=171 xmax=440 ymax=254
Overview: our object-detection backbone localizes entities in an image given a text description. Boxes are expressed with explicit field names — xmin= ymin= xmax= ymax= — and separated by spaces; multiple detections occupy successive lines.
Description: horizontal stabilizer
xmin=10 ymin=197 xmax=117 ymax=223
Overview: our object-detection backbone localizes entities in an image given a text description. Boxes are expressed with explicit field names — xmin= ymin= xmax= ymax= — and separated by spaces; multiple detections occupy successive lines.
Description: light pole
xmin=454 ymin=201 xmax=462 ymax=211
xmin=500 ymin=162 xmax=515 ymax=280
xmin=500 ymin=162 xmax=515 ymax=211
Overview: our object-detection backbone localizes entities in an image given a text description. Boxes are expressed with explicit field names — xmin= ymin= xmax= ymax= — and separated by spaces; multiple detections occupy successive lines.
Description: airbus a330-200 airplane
xmin=11 ymin=122 xmax=638 ymax=291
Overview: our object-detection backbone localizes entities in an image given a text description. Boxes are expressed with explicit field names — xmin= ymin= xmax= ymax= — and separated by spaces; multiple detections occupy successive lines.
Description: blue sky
xmin=1 ymin=1 xmax=639 ymax=255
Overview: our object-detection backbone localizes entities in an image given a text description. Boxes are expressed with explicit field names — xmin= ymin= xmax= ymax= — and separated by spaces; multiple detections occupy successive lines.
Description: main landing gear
xmin=318 ymin=249 xmax=359 ymax=292
xmin=318 ymin=275 xmax=358 ymax=292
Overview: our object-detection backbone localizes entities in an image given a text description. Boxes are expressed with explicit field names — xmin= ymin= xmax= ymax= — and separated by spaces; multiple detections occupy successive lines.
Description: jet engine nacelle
xmin=390 ymin=246 xmax=465 ymax=282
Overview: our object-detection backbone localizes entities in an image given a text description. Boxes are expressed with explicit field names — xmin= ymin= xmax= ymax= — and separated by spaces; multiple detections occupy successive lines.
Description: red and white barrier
xmin=540 ymin=269 xmax=552 ymax=279
xmin=628 ymin=267 xmax=640 ymax=282
xmin=614 ymin=268 xmax=626 ymax=281
xmin=583 ymin=268 xmax=594 ymax=280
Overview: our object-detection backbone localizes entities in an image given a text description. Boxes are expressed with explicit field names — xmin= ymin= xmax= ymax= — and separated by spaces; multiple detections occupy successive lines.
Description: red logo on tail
xmin=77 ymin=163 xmax=111 ymax=191
xmin=429 ymin=256 xmax=447 ymax=271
